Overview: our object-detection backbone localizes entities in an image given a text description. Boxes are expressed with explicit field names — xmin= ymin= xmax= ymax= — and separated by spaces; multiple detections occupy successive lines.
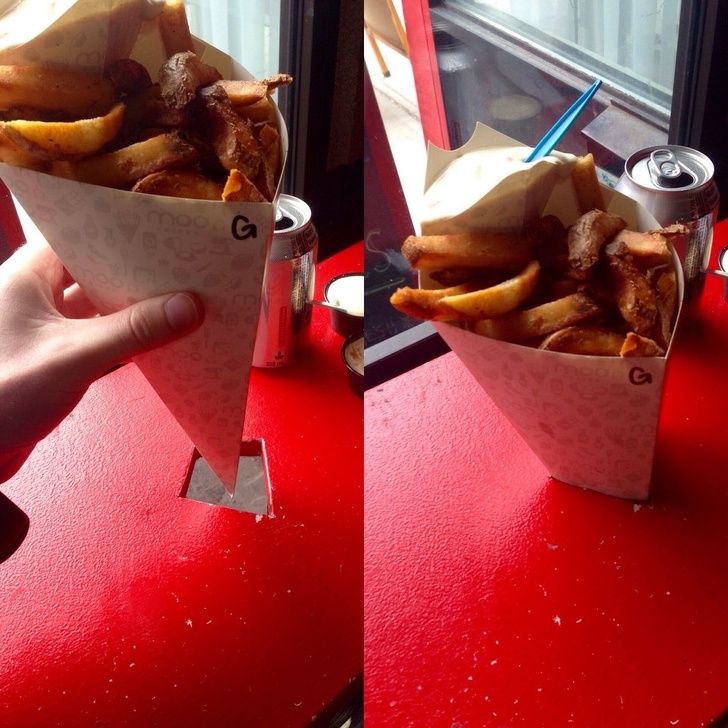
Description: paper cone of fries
xmin=0 ymin=0 xmax=287 ymax=492
xmin=419 ymin=124 xmax=684 ymax=500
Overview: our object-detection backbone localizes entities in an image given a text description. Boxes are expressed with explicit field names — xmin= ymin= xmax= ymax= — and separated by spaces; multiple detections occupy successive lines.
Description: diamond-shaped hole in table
xmin=182 ymin=439 xmax=271 ymax=516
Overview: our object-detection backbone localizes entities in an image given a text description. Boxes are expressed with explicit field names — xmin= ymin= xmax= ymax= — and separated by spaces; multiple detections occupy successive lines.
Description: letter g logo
xmin=232 ymin=215 xmax=258 ymax=240
xmin=629 ymin=367 xmax=652 ymax=385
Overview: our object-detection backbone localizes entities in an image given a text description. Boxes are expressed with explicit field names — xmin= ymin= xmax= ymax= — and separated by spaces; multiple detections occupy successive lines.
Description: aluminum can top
xmin=625 ymin=145 xmax=714 ymax=193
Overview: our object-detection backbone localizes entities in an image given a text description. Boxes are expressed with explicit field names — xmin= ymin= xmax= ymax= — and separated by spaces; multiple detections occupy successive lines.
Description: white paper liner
xmin=0 ymin=0 xmax=149 ymax=71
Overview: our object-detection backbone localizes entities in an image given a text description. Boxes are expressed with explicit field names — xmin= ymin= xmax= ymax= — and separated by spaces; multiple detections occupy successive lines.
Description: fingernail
xmin=164 ymin=293 xmax=202 ymax=332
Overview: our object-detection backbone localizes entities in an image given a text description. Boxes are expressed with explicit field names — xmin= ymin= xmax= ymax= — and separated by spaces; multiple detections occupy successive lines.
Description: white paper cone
xmin=6 ymin=167 xmax=273 ymax=490
xmin=433 ymin=322 xmax=666 ymax=500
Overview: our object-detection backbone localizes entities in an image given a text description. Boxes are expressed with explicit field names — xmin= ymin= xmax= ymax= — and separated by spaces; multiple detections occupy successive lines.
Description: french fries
xmin=389 ymin=282 xmax=478 ymax=321
xmin=158 ymin=0 xmax=196 ymax=57
xmin=604 ymin=242 xmax=659 ymax=336
xmin=402 ymin=231 xmax=534 ymax=272
xmin=132 ymin=169 xmax=224 ymax=199
xmin=158 ymin=51 xmax=222 ymax=108
xmin=539 ymin=326 xmax=625 ymax=356
xmin=571 ymin=153 xmax=604 ymax=213
xmin=1 ymin=102 xmax=125 ymax=160
xmin=51 ymin=131 xmax=200 ymax=188
xmin=222 ymin=168 xmax=266 ymax=202
xmin=604 ymin=229 xmax=673 ymax=268
xmin=567 ymin=209 xmax=627 ymax=279
xmin=437 ymin=260 xmax=540 ymax=320
xmin=216 ymin=74 xmax=293 ymax=107
xmin=621 ymin=332 xmax=666 ymax=357
xmin=0 ymin=65 xmax=115 ymax=118
xmin=390 ymin=155 xmax=686 ymax=358
xmin=0 ymin=2 xmax=291 ymax=203
xmin=472 ymin=291 xmax=602 ymax=341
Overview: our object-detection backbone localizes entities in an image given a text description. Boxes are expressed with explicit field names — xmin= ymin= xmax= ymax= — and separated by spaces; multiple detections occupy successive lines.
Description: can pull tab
xmin=648 ymin=148 xmax=695 ymax=188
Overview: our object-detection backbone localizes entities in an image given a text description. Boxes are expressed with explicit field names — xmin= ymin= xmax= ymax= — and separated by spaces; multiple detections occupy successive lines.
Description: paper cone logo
xmin=4 ymin=165 xmax=272 ymax=490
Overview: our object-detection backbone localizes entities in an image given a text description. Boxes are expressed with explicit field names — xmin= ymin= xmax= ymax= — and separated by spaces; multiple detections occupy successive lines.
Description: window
xmin=186 ymin=0 xmax=281 ymax=80
xmin=425 ymin=0 xmax=679 ymax=166
xmin=451 ymin=0 xmax=680 ymax=119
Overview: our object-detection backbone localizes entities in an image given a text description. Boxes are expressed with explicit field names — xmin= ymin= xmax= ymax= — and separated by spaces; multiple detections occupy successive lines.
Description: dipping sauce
xmin=344 ymin=334 xmax=364 ymax=376
xmin=342 ymin=333 xmax=364 ymax=397
xmin=325 ymin=273 xmax=364 ymax=317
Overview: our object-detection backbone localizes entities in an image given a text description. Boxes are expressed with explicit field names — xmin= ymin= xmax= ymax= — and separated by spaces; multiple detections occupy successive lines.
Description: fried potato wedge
xmin=198 ymin=84 xmax=261 ymax=180
xmin=222 ymin=169 xmax=266 ymax=202
xmin=604 ymin=244 xmax=658 ymax=336
xmin=106 ymin=58 xmax=153 ymax=96
xmin=620 ymin=332 xmax=665 ymax=357
xmin=132 ymin=169 xmax=224 ymax=199
xmin=51 ymin=131 xmax=199 ymax=189
xmin=254 ymin=122 xmax=280 ymax=201
xmin=0 ymin=128 xmax=46 ymax=169
xmin=571 ymin=153 xmax=604 ymax=213
xmin=216 ymin=73 xmax=293 ymax=107
xmin=650 ymin=299 xmax=674 ymax=351
xmin=657 ymin=223 xmax=690 ymax=248
xmin=539 ymin=326 xmax=626 ymax=356
xmin=526 ymin=214 xmax=567 ymax=247
xmin=0 ymin=65 xmax=115 ymax=118
xmin=647 ymin=266 xmax=679 ymax=349
xmin=428 ymin=267 xmax=513 ymax=288
xmin=568 ymin=209 xmax=627 ymax=279
xmin=402 ymin=232 xmax=534 ymax=272
xmin=437 ymin=260 xmax=540 ymax=320
xmin=216 ymin=79 xmax=268 ymax=107
xmin=473 ymin=292 xmax=602 ymax=342
xmin=652 ymin=267 xmax=679 ymax=324
xmin=604 ymin=229 xmax=673 ymax=269
xmin=390 ymin=282 xmax=477 ymax=321
xmin=236 ymin=96 xmax=278 ymax=126
xmin=1 ymin=102 xmax=125 ymax=161
xmin=158 ymin=51 xmax=222 ymax=108
xmin=261 ymin=73 xmax=294 ymax=93
xmin=120 ymin=84 xmax=191 ymax=144
xmin=158 ymin=0 xmax=195 ymax=57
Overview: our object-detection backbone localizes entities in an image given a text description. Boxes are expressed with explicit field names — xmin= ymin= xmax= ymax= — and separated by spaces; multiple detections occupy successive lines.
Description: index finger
xmin=2 ymin=238 xmax=66 ymax=298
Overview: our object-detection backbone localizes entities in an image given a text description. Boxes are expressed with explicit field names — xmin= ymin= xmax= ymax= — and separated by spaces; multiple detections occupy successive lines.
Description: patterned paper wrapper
xmin=422 ymin=124 xmax=683 ymax=500
xmin=0 ymin=0 xmax=286 ymax=492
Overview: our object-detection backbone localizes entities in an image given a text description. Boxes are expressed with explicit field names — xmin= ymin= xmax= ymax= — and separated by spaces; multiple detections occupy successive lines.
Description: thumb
xmin=77 ymin=292 xmax=204 ymax=376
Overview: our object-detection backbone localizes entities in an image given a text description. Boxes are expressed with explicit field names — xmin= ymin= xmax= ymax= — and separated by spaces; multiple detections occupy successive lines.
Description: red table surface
xmin=365 ymin=223 xmax=728 ymax=727
xmin=0 ymin=243 xmax=363 ymax=727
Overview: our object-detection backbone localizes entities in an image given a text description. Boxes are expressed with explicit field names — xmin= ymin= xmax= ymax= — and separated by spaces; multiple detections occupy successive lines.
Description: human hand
xmin=0 ymin=239 xmax=204 ymax=480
